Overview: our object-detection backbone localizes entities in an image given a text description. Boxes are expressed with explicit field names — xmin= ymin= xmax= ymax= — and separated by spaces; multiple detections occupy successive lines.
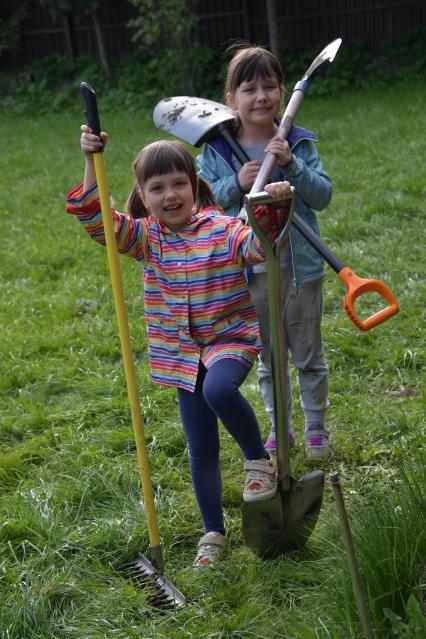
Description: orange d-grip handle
xmin=338 ymin=266 xmax=399 ymax=331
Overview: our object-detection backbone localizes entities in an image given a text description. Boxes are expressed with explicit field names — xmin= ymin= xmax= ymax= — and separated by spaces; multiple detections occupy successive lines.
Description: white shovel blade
xmin=153 ymin=96 xmax=235 ymax=146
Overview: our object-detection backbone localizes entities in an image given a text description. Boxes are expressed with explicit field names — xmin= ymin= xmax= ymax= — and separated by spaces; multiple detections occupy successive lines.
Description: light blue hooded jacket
xmin=197 ymin=125 xmax=333 ymax=284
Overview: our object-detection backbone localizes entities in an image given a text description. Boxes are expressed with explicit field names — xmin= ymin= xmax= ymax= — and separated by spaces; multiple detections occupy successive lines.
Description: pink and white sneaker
xmin=305 ymin=424 xmax=332 ymax=460
xmin=264 ymin=429 xmax=296 ymax=454
xmin=243 ymin=458 xmax=277 ymax=502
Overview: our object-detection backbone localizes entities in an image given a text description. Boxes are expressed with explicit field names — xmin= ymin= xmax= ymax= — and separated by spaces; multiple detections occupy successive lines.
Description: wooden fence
xmin=5 ymin=0 xmax=426 ymax=67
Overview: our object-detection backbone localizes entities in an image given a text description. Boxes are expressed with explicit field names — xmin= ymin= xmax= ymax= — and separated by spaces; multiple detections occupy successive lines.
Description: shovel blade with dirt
xmin=242 ymin=471 xmax=325 ymax=557
xmin=154 ymin=96 xmax=235 ymax=146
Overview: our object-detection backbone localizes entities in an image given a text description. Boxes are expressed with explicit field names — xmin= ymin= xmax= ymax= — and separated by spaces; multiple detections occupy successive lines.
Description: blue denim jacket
xmin=197 ymin=125 xmax=333 ymax=284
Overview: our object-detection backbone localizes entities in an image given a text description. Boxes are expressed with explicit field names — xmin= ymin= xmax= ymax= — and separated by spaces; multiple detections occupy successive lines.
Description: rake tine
xmin=120 ymin=553 xmax=186 ymax=609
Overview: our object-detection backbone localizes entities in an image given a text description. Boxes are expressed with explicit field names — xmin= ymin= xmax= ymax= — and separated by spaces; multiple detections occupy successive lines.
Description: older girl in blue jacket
xmin=198 ymin=44 xmax=333 ymax=460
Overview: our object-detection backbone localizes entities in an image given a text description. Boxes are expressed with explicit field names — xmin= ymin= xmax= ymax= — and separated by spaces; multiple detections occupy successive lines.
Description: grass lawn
xmin=0 ymin=82 xmax=425 ymax=638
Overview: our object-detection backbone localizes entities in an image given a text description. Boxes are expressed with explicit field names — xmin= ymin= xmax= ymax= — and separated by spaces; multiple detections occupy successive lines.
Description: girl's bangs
xmin=234 ymin=52 xmax=282 ymax=89
xmin=141 ymin=144 xmax=192 ymax=182
xmin=135 ymin=140 xmax=197 ymax=196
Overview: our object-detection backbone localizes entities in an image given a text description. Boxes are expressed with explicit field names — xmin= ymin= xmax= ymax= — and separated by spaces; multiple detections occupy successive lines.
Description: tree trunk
xmin=92 ymin=11 xmax=110 ymax=76
xmin=266 ymin=0 xmax=280 ymax=59
xmin=62 ymin=13 xmax=75 ymax=61
xmin=242 ymin=0 xmax=251 ymax=42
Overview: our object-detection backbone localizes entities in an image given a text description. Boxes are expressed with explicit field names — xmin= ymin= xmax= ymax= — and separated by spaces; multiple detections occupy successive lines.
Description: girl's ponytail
xmin=125 ymin=184 xmax=149 ymax=219
xmin=196 ymin=176 xmax=219 ymax=211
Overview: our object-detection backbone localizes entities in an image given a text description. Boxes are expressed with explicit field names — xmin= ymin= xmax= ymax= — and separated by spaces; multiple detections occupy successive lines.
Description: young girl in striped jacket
xmin=66 ymin=125 xmax=292 ymax=567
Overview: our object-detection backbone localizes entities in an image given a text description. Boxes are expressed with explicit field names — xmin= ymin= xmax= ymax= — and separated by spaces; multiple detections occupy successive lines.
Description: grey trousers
xmin=249 ymin=269 xmax=329 ymax=432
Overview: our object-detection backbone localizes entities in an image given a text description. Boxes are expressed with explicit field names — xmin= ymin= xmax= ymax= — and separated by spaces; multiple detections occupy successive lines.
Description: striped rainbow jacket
xmin=66 ymin=183 xmax=266 ymax=392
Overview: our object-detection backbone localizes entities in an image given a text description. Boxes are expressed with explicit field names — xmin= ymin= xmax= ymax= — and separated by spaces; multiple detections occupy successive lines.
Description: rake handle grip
xmin=81 ymin=81 xmax=101 ymax=138
xmin=338 ymin=267 xmax=399 ymax=331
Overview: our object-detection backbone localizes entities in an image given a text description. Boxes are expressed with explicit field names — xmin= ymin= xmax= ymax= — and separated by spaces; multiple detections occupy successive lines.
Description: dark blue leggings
xmin=177 ymin=358 xmax=268 ymax=535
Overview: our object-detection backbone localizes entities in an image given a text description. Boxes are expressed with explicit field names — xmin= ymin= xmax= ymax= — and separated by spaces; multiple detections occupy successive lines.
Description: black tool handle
xmin=80 ymin=81 xmax=101 ymax=138
xmin=291 ymin=215 xmax=343 ymax=273
xmin=217 ymin=123 xmax=247 ymax=165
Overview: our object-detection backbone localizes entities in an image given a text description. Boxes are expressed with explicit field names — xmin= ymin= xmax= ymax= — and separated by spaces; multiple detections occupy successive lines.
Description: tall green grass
xmin=1 ymin=83 xmax=425 ymax=638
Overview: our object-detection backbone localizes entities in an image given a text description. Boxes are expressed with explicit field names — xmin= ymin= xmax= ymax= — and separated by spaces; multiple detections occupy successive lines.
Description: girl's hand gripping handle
xmin=338 ymin=267 xmax=399 ymax=331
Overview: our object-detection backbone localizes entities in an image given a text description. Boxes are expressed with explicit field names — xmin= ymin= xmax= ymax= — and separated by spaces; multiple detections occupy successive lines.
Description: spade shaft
xmin=241 ymin=190 xmax=325 ymax=557
xmin=250 ymin=38 xmax=342 ymax=195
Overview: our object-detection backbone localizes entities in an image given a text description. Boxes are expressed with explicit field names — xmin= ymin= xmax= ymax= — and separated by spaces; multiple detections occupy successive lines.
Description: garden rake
xmin=80 ymin=82 xmax=185 ymax=609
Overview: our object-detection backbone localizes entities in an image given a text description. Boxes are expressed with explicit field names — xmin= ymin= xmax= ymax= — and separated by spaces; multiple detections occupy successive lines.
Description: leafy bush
xmin=0 ymin=4 xmax=29 ymax=57
xmin=1 ymin=29 xmax=425 ymax=115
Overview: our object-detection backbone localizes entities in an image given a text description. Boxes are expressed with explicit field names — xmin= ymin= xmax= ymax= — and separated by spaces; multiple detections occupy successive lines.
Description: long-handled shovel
xmin=153 ymin=40 xmax=399 ymax=332
xmin=241 ymin=190 xmax=325 ymax=557
xmin=80 ymin=82 xmax=185 ymax=608
xmin=239 ymin=37 xmax=398 ymax=331
xmin=248 ymin=38 xmax=342 ymax=194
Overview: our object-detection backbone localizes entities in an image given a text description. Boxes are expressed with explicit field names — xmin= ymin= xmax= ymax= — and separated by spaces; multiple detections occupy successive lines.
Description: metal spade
xmin=241 ymin=190 xmax=324 ymax=557
xmin=153 ymin=95 xmax=235 ymax=146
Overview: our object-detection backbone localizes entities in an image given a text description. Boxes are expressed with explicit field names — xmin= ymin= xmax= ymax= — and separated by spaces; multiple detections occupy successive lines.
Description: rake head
xmin=121 ymin=553 xmax=186 ymax=610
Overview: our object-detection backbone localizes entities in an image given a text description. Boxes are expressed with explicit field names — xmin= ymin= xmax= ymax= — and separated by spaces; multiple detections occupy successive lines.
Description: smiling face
xmin=224 ymin=46 xmax=285 ymax=136
xmin=140 ymin=170 xmax=195 ymax=230
xmin=226 ymin=75 xmax=282 ymax=129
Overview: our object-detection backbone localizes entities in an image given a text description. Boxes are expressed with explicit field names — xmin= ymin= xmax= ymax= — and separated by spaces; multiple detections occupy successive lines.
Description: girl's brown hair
xmin=126 ymin=139 xmax=218 ymax=218
xmin=225 ymin=43 xmax=285 ymax=133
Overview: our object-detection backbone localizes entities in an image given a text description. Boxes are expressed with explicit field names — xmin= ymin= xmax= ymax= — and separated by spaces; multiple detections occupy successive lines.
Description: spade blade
xmin=153 ymin=96 xmax=235 ymax=146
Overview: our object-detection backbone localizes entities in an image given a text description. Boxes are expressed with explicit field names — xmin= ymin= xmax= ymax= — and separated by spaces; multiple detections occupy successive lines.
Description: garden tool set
xmin=80 ymin=82 xmax=185 ymax=609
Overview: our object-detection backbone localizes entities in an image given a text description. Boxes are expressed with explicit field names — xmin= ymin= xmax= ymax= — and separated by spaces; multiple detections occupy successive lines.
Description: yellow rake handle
xmin=93 ymin=151 xmax=161 ymax=548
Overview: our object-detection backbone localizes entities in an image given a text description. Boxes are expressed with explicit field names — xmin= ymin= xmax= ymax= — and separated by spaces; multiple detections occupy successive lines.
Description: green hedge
xmin=1 ymin=30 xmax=425 ymax=115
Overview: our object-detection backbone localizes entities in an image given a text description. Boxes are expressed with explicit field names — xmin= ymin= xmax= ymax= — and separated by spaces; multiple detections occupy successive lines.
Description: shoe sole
xmin=243 ymin=485 xmax=277 ymax=503
xmin=307 ymin=448 xmax=332 ymax=460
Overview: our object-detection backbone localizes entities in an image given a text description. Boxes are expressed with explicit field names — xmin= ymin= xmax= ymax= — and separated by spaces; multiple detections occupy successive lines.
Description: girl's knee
xmin=203 ymin=375 xmax=237 ymax=412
